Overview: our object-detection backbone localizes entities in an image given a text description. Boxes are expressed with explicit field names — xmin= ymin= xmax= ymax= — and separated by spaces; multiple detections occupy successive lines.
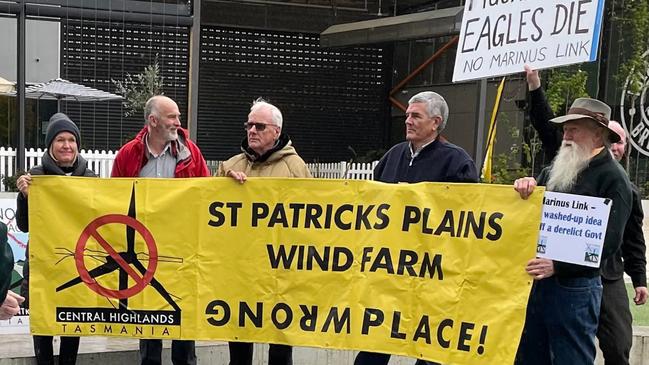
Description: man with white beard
xmin=525 ymin=66 xmax=647 ymax=365
xmin=544 ymin=135 xmax=594 ymax=192
xmin=513 ymin=97 xmax=633 ymax=365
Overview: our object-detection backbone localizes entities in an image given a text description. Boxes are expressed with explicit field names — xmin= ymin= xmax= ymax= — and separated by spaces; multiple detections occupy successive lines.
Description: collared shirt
xmin=408 ymin=139 xmax=435 ymax=166
xmin=139 ymin=134 xmax=184 ymax=178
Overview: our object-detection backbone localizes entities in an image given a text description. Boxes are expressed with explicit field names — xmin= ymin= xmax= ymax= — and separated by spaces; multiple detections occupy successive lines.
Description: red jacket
xmin=111 ymin=127 xmax=210 ymax=178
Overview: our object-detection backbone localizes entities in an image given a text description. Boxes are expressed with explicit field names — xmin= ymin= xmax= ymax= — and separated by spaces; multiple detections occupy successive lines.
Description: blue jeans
xmin=515 ymin=276 xmax=602 ymax=365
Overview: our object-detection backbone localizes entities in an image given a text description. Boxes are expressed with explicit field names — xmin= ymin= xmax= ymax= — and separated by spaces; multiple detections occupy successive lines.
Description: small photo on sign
xmin=537 ymin=236 xmax=547 ymax=254
xmin=584 ymin=243 xmax=601 ymax=264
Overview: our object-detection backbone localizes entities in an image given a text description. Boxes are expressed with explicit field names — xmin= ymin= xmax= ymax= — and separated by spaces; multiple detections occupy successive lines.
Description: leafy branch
xmin=112 ymin=58 xmax=164 ymax=117
xmin=615 ymin=0 xmax=649 ymax=95
xmin=545 ymin=67 xmax=590 ymax=115
xmin=485 ymin=114 xmax=540 ymax=185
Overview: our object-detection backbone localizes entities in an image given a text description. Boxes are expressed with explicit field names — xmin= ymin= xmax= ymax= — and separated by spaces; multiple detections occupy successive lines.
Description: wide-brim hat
xmin=549 ymin=97 xmax=620 ymax=143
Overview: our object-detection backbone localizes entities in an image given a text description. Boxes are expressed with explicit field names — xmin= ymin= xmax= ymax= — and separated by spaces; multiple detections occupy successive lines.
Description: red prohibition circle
xmin=74 ymin=214 xmax=158 ymax=299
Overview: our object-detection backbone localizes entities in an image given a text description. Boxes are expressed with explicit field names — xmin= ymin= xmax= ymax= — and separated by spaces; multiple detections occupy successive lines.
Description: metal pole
xmin=474 ymin=79 xmax=487 ymax=171
xmin=17 ymin=0 xmax=25 ymax=172
xmin=187 ymin=0 xmax=201 ymax=141
xmin=0 ymin=3 xmax=193 ymax=26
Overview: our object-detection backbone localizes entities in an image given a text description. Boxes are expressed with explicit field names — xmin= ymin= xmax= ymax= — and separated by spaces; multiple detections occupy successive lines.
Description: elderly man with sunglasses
xmin=218 ymin=97 xmax=311 ymax=365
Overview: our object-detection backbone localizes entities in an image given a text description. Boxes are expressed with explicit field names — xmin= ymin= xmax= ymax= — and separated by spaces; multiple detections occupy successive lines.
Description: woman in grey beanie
xmin=44 ymin=113 xmax=81 ymax=151
xmin=15 ymin=112 xmax=95 ymax=365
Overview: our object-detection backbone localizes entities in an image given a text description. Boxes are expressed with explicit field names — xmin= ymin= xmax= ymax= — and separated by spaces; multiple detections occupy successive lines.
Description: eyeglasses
xmin=244 ymin=122 xmax=276 ymax=131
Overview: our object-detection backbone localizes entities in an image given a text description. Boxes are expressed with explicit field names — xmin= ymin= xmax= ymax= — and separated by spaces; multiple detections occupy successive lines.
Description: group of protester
xmin=1 ymin=94 xmax=310 ymax=365
xmin=0 ymin=64 xmax=646 ymax=365
xmin=356 ymin=69 xmax=646 ymax=365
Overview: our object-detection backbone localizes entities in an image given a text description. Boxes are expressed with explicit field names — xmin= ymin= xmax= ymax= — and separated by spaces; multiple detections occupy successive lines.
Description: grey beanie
xmin=45 ymin=113 xmax=81 ymax=148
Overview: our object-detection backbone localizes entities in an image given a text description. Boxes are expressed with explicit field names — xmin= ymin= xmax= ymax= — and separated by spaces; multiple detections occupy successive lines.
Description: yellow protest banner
xmin=28 ymin=176 xmax=542 ymax=364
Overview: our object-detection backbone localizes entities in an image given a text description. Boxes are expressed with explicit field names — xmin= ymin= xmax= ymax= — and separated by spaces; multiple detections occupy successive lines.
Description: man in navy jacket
xmin=355 ymin=91 xmax=478 ymax=365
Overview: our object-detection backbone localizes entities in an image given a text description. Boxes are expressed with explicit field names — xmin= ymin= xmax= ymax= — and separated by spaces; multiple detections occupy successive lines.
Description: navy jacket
xmin=374 ymin=139 xmax=478 ymax=183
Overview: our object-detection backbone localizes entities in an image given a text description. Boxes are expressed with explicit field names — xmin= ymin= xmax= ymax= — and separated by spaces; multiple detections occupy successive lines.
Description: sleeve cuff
xmin=632 ymin=275 xmax=647 ymax=288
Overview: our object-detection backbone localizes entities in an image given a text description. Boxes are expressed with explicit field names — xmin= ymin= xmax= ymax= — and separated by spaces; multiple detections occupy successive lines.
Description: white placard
xmin=453 ymin=0 xmax=605 ymax=82
xmin=537 ymin=191 xmax=611 ymax=267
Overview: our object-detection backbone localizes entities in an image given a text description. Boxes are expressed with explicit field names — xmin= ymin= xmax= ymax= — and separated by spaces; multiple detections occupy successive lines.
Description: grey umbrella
xmin=1 ymin=78 xmax=123 ymax=147
xmin=22 ymin=78 xmax=122 ymax=110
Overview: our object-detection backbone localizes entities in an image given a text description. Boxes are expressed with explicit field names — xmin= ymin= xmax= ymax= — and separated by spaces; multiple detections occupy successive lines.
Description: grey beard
xmin=546 ymin=141 xmax=592 ymax=192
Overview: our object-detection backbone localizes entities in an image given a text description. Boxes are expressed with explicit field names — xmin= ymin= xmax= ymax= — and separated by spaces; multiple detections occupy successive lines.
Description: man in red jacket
xmin=111 ymin=95 xmax=210 ymax=365
xmin=111 ymin=95 xmax=210 ymax=179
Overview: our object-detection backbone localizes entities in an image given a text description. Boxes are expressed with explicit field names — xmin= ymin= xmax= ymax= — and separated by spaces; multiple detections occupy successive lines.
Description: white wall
xmin=0 ymin=18 xmax=59 ymax=83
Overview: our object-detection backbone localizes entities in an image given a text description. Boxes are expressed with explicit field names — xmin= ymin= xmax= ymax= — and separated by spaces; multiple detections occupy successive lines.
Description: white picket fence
xmin=306 ymin=161 xmax=378 ymax=180
xmin=0 ymin=147 xmax=117 ymax=191
xmin=0 ymin=147 xmax=378 ymax=191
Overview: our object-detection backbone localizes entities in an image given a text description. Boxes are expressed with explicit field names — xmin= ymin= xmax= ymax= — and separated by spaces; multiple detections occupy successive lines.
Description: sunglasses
xmin=244 ymin=122 xmax=277 ymax=131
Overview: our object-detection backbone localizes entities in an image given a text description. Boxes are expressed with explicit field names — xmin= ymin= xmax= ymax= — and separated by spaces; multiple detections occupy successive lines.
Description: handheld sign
xmin=537 ymin=191 xmax=611 ymax=267
xmin=453 ymin=0 xmax=606 ymax=82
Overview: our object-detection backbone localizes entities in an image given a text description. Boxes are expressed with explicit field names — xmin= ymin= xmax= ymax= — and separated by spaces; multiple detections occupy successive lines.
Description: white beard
xmin=546 ymin=140 xmax=593 ymax=192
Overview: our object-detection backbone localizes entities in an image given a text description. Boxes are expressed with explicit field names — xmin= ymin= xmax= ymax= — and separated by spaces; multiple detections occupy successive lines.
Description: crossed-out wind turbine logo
xmin=620 ymin=49 xmax=649 ymax=157
xmin=53 ymin=185 xmax=185 ymax=336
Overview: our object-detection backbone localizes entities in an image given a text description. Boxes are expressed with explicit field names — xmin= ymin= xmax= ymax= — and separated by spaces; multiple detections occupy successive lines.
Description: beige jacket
xmin=218 ymin=140 xmax=312 ymax=178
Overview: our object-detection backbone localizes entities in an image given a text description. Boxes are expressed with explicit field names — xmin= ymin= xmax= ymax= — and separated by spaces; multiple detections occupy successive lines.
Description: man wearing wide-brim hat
xmin=547 ymin=97 xmax=621 ymax=142
xmin=526 ymin=67 xmax=648 ymax=365
xmin=513 ymin=97 xmax=633 ymax=365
